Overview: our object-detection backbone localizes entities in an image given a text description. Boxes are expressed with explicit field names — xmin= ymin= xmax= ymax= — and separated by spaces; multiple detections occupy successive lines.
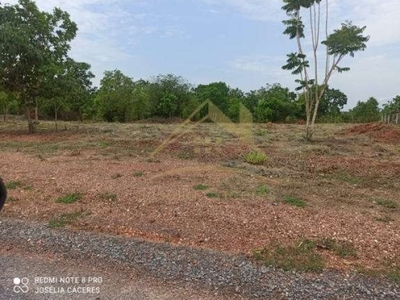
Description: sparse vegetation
xmin=375 ymin=199 xmax=398 ymax=210
xmin=98 ymin=192 xmax=118 ymax=202
xmin=23 ymin=185 xmax=33 ymax=191
xmin=56 ymin=193 xmax=82 ymax=204
xmin=256 ymin=185 xmax=271 ymax=196
xmin=1 ymin=121 xmax=400 ymax=280
xmin=253 ymin=239 xmax=324 ymax=272
xmin=48 ymin=211 xmax=89 ymax=228
xmin=316 ymin=238 xmax=358 ymax=259
xmin=284 ymin=195 xmax=307 ymax=208
xmin=254 ymin=237 xmax=358 ymax=273
xmin=244 ymin=151 xmax=266 ymax=165
xmin=7 ymin=196 xmax=18 ymax=202
xmin=194 ymin=184 xmax=209 ymax=191
xmin=205 ymin=192 xmax=218 ymax=198
xmin=375 ymin=215 xmax=394 ymax=223
xmin=6 ymin=180 xmax=23 ymax=190
xmin=334 ymin=172 xmax=363 ymax=185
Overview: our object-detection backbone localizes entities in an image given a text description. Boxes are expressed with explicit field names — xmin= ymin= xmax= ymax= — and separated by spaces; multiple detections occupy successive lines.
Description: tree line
xmin=0 ymin=0 xmax=391 ymax=135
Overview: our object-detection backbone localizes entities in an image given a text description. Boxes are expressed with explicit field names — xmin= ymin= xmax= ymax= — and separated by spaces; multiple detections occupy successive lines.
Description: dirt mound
xmin=344 ymin=123 xmax=400 ymax=144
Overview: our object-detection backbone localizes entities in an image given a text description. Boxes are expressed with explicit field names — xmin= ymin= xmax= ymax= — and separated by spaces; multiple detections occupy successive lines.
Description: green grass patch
xmin=253 ymin=239 xmax=324 ymax=272
xmin=284 ymin=195 xmax=307 ymax=208
xmin=205 ymin=192 xmax=218 ymax=198
xmin=194 ymin=184 xmax=209 ymax=191
xmin=356 ymin=264 xmax=400 ymax=283
xmin=55 ymin=193 xmax=82 ymax=204
xmin=244 ymin=151 xmax=266 ymax=165
xmin=375 ymin=215 xmax=394 ymax=223
xmin=316 ymin=238 xmax=358 ymax=259
xmin=334 ymin=172 xmax=363 ymax=185
xmin=23 ymin=185 xmax=33 ymax=191
xmin=98 ymin=192 xmax=118 ymax=202
xmin=6 ymin=180 xmax=23 ymax=190
xmin=254 ymin=129 xmax=267 ymax=137
xmin=48 ymin=211 xmax=89 ymax=228
xmin=134 ymin=171 xmax=144 ymax=177
xmin=177 ymin=151 xmax=194 ymax=160
xmin=256 ymin=185 xmax=271 ymax=195
xmin=375 ymin=199 xmax=399 ymax=210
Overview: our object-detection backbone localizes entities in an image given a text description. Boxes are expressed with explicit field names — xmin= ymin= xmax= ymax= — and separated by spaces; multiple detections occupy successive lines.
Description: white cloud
xmin=202 ymin=0 xmax=283 ymax=21
xmin=204 ymin=0 xmax=400 ymax=47
xmin=229 ymin=55 xmax=284 ymax=75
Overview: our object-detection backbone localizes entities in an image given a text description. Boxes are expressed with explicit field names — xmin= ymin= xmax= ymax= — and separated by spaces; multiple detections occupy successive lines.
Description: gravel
xmin=0 ymin=218 xmax=399 ymax=299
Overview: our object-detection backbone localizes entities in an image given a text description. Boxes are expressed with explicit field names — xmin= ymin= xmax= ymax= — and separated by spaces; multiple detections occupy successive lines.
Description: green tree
xmin=0 ymin=0 xmax=77 ymax=133
xmin=253 ymin=84 xmax=298 ymax=123
xmin=149 ymin=74 xmax=192 ymax=118
xmin=281 ymin=0 xmax=369 ymax=139
xmin=157 ymin=92 xmax=178 ymax=118
xmin=95 ymin=70 xmax=135 ymax=122
xmin=39 ymin=59 xmax=94 ymax=129
xmin=382 ymin=95 xmax=400 ymax=115
xmin=298 ymin=86 xmax=348 ymax=122
xmin=194 ymin=82 xmax=230 ymax=116
xmin=66 ymin=61 xmax=95 ymax=122
xmin=350 ymin=97 xmax=380 ymax=123
xmin=125 ymin=82 xmax=151 ymax=121
xmin=0 ymin=91 xmax=16 ymax=121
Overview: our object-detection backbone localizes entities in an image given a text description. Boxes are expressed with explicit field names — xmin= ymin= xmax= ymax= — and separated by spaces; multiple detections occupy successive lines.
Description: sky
xmin=6 ymin=0 xmax=400 ymax=109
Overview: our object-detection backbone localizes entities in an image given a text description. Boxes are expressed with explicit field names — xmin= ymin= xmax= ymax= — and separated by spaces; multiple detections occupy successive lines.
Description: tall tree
xmin=253 ymin=83 xmax=298 ymax=123
xmin=194 ymin=82 xmax=230 ymax=116
xmin=350 ymin=97 xmax=380 ymax=123
xmin=382 ymin=95 xmax=400 ymax=115
xmin=0 ymin=0 xmax=77 ymax=133
xmin=281 ymin=0 xmax=369 ymax=139
xmin=95 ymin=70 xmax=135 ymax=122
xmin=40 ymin=58 xmax=94 ymax=129
xmin=148 ymin=74 xmax=192 ymax=118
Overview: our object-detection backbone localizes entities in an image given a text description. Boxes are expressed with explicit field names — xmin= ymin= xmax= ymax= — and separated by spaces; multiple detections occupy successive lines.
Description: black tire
xmin=0 ymin=177 xmax=6 ymax=212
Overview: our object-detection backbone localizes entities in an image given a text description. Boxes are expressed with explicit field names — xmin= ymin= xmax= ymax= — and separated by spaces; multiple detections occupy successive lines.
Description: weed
xmin=98 ymin=192 xmax=118 ymax=202
xmin=134 ymin=171 xmax=144 ymax=177
xmin=244 ymin=151 xmax=267 ymax=165
xmin=256 ymin=185 xmax=271 ymax=195
xmin=334 ymin=172 xmax=363 ymax=185
xmin=375 ymin=199 xmax=398 ymax=210
xmin=23 ymin=185 xmax=33 ymax=191
xmin=98 ymin=141 xmax=110 ymax=148
xmin=56 ymin=193 xmax=82 ymax=204
xmin=254 ymin=129 xmax=267 ymax=137
xmin=316 ymin=238 xmax=358 ymax=258
xmin=205 ymin=192 xmax=218 ymax=198
xmin=6 ymin=180 xmax=23 ymax=190
xmin=178 ymin=151 xmax=193 ymax=159
xmin=387 ymin=267 xmax=400 ymax=282
xmin=48 ymin=211 xmax=88 ymax=228
xmin=194 ymin=184 xmax=209 ymax=191
xmin=356 ymin=264 xmax=400 ymax=283
xmin=284 ymin=195 xmax=307 ymax=208
xmin=375 ymin=215 xmax=394 ymax=223
xmin=253 ymin=239 xmax=324 ymax=272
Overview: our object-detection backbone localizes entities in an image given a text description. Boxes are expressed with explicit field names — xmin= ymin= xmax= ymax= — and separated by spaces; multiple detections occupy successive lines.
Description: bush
xmin=244 ymin=151 xmax=266 ymax=165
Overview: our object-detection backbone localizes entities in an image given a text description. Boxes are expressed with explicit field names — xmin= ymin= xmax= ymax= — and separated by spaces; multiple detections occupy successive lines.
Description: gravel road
xmin=0 ymin=218 xmax=399 ymax=299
